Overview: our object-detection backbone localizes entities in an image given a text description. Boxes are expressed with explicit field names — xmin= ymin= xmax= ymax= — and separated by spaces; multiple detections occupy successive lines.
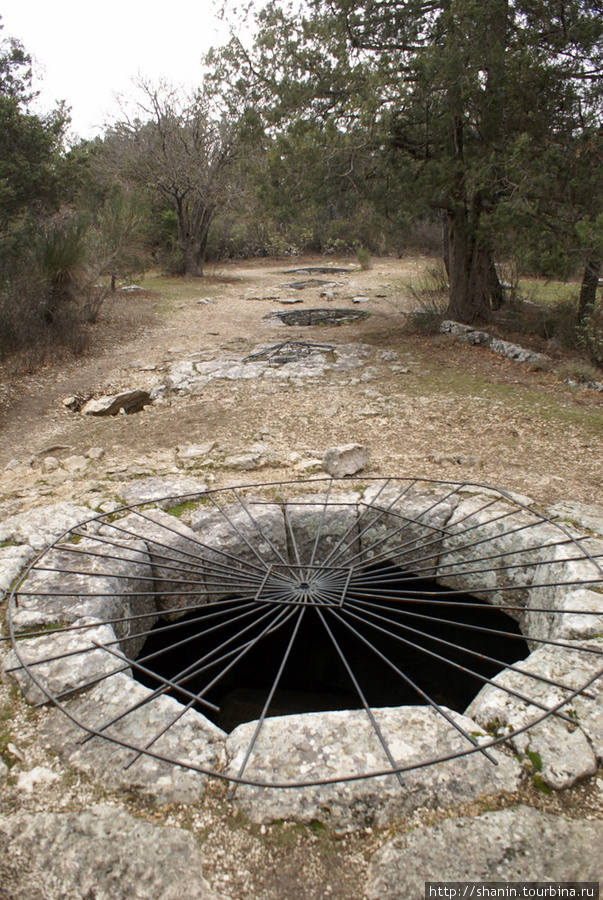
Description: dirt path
xmin=1 ymin=256 xmax=602 ymax=516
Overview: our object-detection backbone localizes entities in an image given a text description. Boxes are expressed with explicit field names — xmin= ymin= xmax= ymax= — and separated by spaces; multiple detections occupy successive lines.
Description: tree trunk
xmin=446 ymin=209 xmax=495 ymax=323
xmin=578 ymin=256 xmax=601 ymax=323
xmin=183 ymin=237 xmax=203 ymax=277
xmin=442 ymin=213 xmax=450 ymax=280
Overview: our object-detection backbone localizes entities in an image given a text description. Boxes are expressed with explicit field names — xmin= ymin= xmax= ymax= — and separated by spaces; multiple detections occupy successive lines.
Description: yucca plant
xmin=37 ymin=215 xmax=89 ymax=320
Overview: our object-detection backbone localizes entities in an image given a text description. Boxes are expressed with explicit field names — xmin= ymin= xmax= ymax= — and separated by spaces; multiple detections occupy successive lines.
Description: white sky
xmin=0 ymin=0 xmax=234 ymax=140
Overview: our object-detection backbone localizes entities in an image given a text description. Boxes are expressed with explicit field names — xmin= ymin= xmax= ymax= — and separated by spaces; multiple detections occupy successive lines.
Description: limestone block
xmin=40 ymin=673 xmax=226 ymax=804
xmin=366 ymin=806 xmax=603 ymax=898
xmin=437 ymin=494 xmax=562 ymax=615
xmin=10 ymin=537 xmax=155 ymax=657
xmin=81 ymin=390 xmax=152 ymax=415
xmin=225 ymin=706 xmax=522 ymax=830
xmin=0 ymin=805 xmax=223 ymax=900
xmin=466 ymin=642 xmax=603 ymax=787
xmin=189 ymin=501 xmax=288 ymax=602
xmin=111 ymin=509 xmax=209 ymax=616
xmin=283 ymin=490 xmax=361 ymax=566
xmin=322 ymin=444 xmax=370 ymax=477
xmin=0 ymin=502 xmax=99 ymax=551
xmin=359 ymin=483 xmax=458 ymax=576
xmin=119 ymin=476 xmax=208 ymax=509
xmin=4 ymin=618 xmax=128 ymax=706
xmin=0 ymin=544 xmax=34 ymax=597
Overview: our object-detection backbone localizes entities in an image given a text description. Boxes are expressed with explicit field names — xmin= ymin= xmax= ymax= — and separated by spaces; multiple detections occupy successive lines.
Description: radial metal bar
xmin=233 ymin=606 xmax=307 ymax=785
xmin=341 ymin=602 xmax=577 ymax=723
xmin=123 ymin=605 xmax=297 ymax=768
xmin=316 ymin=607 xmax=405 ymax=787
xmin=328 ymin=606 xmax=499 ymax=764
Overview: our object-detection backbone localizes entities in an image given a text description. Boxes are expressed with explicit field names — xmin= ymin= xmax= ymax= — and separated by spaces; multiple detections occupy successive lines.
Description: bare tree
xmin=108 ymin=81 xmax=242 ymax=277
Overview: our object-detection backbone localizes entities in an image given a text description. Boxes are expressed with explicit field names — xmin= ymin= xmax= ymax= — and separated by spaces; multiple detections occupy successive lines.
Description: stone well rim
xmin=5 ymin=476 xmax=603 ymax=790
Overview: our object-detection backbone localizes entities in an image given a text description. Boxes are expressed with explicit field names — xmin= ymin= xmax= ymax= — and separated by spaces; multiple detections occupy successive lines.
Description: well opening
xmin=134 ymin=564 xmax=529 ymax=732
xmin=6 ymin=476 xmax=603 ymax=795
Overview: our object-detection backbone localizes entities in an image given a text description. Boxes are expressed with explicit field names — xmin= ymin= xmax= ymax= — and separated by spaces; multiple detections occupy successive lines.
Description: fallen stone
xmin=61 ymin=455 xmax=90 ymax=473
xmin=366 ymin=806 xmax=603 ymax=897
xmin=86 ymin=446 xmax=106 ymax=460
xmin=81 ymin=390 xmax=152 ymax=416
xmin=223 ymin=452 xmax=264 ymax=471
xmin=177 ymin=442 xmax=216 ymax=460
xmin=323 ymin=443 xmax=370 ymax=477
xmin=0 ymin=805 xmax=223 ymax=900
xmin=41 ymin=456 xmax=60 ymax=473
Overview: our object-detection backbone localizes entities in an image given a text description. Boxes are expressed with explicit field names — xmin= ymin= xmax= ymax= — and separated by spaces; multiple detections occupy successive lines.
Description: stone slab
xmin=0 ymin=804 xmax=223 ymax=900
xmin=366 ymin=806 xmax=603 ymax=898
xmin=225 ymin=706 xmax=522 ymax=830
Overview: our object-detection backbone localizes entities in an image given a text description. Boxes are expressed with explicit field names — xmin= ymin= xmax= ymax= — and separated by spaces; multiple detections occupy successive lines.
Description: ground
xmin=1 ymin=256 xmax=603 ymax=899
xmin=1 ymin=256 xmax=602 ymax=509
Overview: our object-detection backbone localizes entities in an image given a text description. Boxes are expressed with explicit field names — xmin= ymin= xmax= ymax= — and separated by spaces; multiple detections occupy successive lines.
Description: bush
xmin=403 ymin=261 xmax=449 ymax=333
xmin=0 ymin=213 xmax=107 ymax=367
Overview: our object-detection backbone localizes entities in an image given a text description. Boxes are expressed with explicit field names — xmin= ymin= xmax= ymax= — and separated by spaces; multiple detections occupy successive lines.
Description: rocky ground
xmin=1 ymin=256 xmax=603 ymax=899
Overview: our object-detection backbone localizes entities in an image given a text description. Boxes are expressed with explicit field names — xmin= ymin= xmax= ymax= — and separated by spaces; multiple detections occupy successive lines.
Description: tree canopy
xmin=217 ymin=0 xmax=603 ymax=321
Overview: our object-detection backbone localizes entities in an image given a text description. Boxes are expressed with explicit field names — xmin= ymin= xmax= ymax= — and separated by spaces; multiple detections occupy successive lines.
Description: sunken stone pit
xmin=3 ymin=477 xmax=603 ymax=829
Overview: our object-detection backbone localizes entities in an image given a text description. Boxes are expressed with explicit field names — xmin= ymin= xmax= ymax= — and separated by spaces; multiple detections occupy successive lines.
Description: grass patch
xmin=165 ymin=500 xmax=199 ymax=518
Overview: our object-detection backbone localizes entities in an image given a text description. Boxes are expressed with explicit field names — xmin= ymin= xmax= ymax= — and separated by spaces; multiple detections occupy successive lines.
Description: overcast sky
xmin=0 ymin=0 xmax=234 ymax=140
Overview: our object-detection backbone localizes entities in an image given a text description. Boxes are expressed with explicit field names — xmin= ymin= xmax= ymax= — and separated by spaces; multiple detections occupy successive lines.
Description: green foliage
xmin=224 ymin=0 xmax=603 ymax=320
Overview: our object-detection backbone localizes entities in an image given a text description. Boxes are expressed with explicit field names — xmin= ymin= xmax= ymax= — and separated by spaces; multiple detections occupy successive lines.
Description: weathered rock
xmin=86 ymin=446 xmax=106 ymax=460
xmin=549 ymin=499 xmax=603 ymax=536
xmin=61 ymin=455 xmax=89 ymax=473
xmin=282 ymin=490 xmax=361 ymax=565
xmin=360 ymin=482 xmax=458 ymax=576
xmin=0 ymin=805 xmax=223 ymax=900
xmin=489 ymin=338 xmax=551 ymax=367
xmin=40 ymin=673 xmax=226 ymax=803
xmin=16 ymin=766 xmax=60 ymax=793
xmin=81 ymin=389 xmax=152 ymax=416
xmin=0 ymin=544 xmax=34 ymax=597
xmin=0 ymin=503 xmax=98 ymax=552
xmin=119 ymin=476 xmax=208 ymax=509
xmin=10 ymin=537 xmax=155 ymax=656
xmin=436 ymin=493 xmax=562 ymax=614
xmin=4 ymin=618 xmax=127 ymax=706
xmin=177 ymin=442 xmax=216 ymax=459
xmin=323 ymin=444 xmax=370 ymax=477
xmin=466 ymin=642 xmax=603 ymax=788
xmin=366 ymin=806 xmax=603 ymax=898
xmin=225 ymin=707 xmax=522 ymax=830
xmin=189 ymin=501 xmax=288 ymax=603
xmin=110 ymin=509 xmax=209 ymax=615
xmin=224 ymin=452 xmax=264 ymax=471
xmin=41 ymin=456 xmax=60 ymax=473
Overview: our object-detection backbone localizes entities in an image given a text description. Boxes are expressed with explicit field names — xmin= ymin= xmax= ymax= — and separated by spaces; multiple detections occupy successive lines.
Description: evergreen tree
xmin=224 ymin=0 xmax=603 ymax=321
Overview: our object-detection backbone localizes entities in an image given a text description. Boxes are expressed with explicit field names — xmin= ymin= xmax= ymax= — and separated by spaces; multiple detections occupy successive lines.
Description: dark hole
xmin=134 ymin=566 xmax=529 ymax=732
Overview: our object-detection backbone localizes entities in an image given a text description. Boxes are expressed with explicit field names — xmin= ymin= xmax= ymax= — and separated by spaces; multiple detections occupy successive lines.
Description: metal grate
xmin=5 ymin=477 xmax=603 ymax=788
